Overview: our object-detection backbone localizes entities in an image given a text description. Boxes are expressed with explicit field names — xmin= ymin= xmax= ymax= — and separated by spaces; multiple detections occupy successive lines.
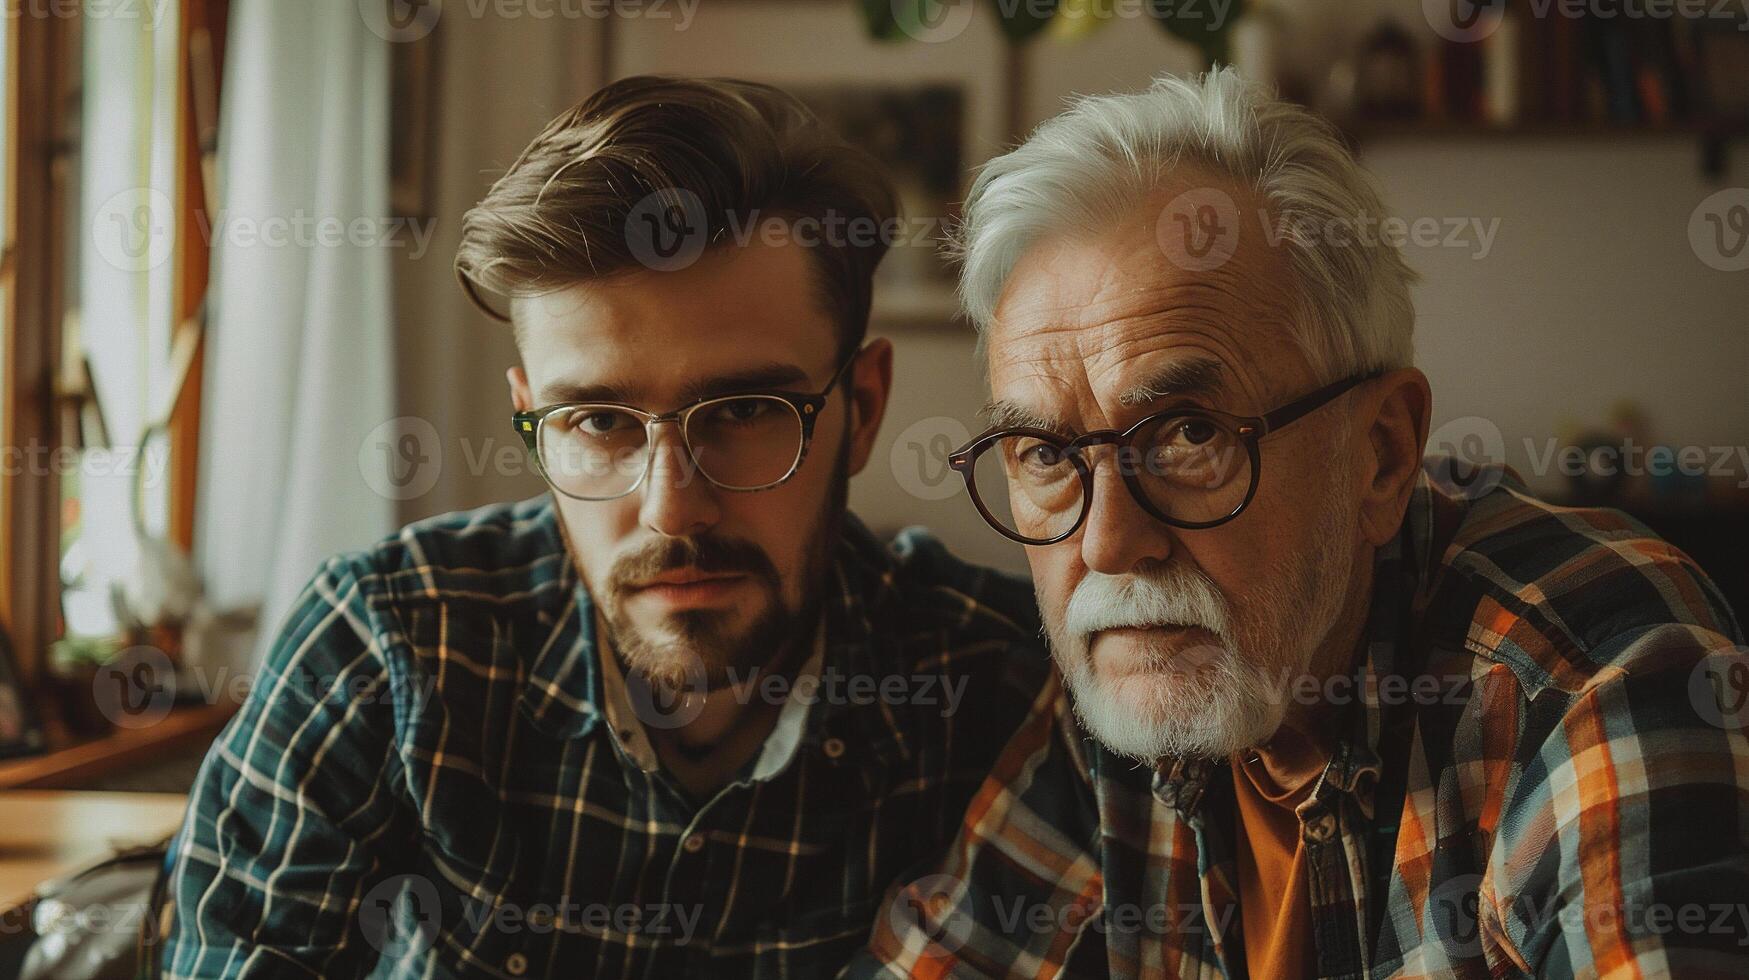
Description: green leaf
xmin=995 ymin=0 xmax=1061 ymax=42
xmin=860 ymin=0 xmax=907 ymax=41
xmin=1147 ymin=0 xmax=1245 ymax=66
xmin=862 ymin=0 xmax=981 ymax=42
xmin=1049 ymin=0 xmax=1117 ymax=41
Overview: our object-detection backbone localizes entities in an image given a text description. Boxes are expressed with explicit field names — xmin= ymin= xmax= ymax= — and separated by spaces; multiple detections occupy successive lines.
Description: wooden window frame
xmin=2 ymin=0 xmax=226 ymax=754
xmin=2 ymin=3 xmax=72 ymax=688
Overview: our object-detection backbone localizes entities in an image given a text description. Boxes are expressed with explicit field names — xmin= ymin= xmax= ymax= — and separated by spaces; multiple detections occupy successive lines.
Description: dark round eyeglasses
xmin=948 ymin=372 xmax=1379 ymax=545
xmin=514 ymin=350 xmax=860 ymax=501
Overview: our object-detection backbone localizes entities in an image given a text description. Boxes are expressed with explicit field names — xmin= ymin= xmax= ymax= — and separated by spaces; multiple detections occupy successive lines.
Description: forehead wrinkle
xmin=984 ymin=338 xmax=1091 ymax=432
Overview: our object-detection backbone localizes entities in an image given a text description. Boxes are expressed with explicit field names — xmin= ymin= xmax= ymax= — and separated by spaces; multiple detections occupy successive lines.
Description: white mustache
xmin=1062 ymin=566 xmax=1230 ymax=639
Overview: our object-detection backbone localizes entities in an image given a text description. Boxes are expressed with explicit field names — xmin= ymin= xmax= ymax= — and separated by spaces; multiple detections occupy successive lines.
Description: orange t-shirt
xmin=1230 ymin=728 xmax=1331 ymax=979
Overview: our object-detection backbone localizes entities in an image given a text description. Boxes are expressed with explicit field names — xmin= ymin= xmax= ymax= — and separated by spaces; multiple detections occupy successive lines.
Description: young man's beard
xmin=570 ymin=441 xmax=850 ymax=694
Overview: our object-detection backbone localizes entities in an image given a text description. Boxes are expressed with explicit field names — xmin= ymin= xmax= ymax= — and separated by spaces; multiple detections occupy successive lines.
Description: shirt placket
xmin=1155 ymin=757 xmax=1243 ymax=979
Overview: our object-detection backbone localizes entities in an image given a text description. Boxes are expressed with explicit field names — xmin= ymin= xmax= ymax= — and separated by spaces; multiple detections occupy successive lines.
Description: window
xmin=1 ymin=0 xmax=223 ymax=740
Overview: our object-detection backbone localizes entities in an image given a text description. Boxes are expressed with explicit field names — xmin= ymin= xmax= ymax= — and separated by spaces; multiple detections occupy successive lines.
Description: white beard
xmin=1044 ymin=463 xmax=1356 ymax=762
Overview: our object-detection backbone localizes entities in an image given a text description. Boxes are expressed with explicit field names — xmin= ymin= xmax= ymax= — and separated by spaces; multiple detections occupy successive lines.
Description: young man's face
xmin=508 ymin=240 xmax=891 ymax=690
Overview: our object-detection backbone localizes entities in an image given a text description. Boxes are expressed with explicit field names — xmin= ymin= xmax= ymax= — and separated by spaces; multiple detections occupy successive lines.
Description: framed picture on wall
xmin=0 ymin=624 xmax=48 ymax=759
xmin=1692 ymin=22 xmax=1749 ymax=120
xmin=390 ymin=25 xmax=440 ymax=221
xmin=795 ymin=84 xmax=965 ymax=302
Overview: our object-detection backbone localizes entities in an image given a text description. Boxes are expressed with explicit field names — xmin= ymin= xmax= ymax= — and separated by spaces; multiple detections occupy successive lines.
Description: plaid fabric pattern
xmin=853 ymin=468 xmax=1749 ymax=978
xmin=163 ymin=495 xmax=1049 ymax=979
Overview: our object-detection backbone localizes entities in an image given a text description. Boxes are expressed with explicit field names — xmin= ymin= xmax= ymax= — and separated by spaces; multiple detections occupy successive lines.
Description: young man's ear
xmin=845 ymin=338 xmax=894 ymax=478
xmin=507 ymin=366 xmax=534 ymax=414
xmin=1357 ymin=367 xmax=1431 ymax=547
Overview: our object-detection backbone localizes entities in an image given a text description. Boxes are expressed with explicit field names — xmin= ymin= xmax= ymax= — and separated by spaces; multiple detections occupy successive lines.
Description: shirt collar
xmin=595 ymin=607 xmax=825 ymax=780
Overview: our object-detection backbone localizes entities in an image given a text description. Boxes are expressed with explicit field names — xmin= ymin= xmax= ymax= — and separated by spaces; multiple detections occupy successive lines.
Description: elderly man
xmin=854 ymin=70 xmax=1748 ymax=978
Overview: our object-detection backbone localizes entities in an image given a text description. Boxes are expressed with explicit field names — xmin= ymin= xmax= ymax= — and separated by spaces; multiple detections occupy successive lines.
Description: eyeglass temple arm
xmin=819 ymin=344 xmax=866 ymax=398
xmin=1255 ymin=371 xmax=1382 ymax=435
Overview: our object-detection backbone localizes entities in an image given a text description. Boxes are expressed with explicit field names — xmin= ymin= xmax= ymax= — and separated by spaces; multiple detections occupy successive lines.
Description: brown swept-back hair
xmin=455 ymin=76 xmax=898 ymax=359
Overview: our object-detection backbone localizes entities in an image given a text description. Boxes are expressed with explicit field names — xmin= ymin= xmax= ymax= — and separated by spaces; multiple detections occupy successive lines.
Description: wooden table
xmin=0 ymin=790 xmax=188 ymax=914
xmin=0 ymin=702 xmax=236 ymax=790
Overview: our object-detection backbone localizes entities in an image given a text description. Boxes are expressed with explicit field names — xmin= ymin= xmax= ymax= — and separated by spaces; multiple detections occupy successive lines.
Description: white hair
xmin=951 ymin=68 xmax=1418 ymax=381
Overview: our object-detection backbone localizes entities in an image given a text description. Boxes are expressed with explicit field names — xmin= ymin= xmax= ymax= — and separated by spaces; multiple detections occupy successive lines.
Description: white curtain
xmin=196 ymin=1 xmax=396 ymax=669
xmin=63 ymin=7 xmax=182 ymax=640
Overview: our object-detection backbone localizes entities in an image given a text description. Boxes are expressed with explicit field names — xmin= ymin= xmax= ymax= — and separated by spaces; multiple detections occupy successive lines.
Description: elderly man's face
xmin=984 ymin=178 xmax=1368 ymax=760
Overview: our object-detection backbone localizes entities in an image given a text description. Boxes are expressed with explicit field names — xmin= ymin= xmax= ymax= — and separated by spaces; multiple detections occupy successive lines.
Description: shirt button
xmin=505 ymin=952 xmax=528 ymax=976
xmin=822 ymin=737 xmax=846 ymax=760
xmin=683 ymin=833 xmax=706 ymax=854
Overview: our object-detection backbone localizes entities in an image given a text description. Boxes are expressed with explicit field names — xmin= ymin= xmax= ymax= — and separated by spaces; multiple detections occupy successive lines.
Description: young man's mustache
xmin=606 ymin=535 xmax=780 ymax=594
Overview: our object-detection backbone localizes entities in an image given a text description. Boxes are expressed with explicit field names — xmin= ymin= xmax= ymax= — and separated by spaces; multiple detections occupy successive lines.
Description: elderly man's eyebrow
xmin=1118 ymin=358 xmax=1226 ymax=408
xmin=981 ymin=399 xmax=1071 ymax=433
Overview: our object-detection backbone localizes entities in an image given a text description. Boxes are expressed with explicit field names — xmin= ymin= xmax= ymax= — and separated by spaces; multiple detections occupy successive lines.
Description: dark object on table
xmin=19 ymin=839 xmax=174 ymax=980
xmin=1563 ymin=432 xmax=1630 ymax=506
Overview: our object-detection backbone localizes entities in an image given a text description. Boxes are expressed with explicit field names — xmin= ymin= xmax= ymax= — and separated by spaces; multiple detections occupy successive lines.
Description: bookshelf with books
xmin=1337 ymin=4 xmax=1748 ymax=174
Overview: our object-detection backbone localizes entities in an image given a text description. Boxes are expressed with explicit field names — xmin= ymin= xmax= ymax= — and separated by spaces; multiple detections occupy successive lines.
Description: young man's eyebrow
xmin=537 ymin=380 xmax=635 ymax=405
xmin=1117 ymin=357 xmax=1226 ymax=408
xmin=536 ymin=363 xmax=814 ymax=408
xmin=678 ymin=363 xmax=812 ymax=402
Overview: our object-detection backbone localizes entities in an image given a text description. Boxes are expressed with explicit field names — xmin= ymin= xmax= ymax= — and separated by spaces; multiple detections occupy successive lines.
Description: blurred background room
xmin=0 ymin=0 xmax=1744 ymax=973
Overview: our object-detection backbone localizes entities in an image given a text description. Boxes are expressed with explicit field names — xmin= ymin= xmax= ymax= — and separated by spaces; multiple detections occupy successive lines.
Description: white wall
xmin=1367 ymin=138 xmax=1749 ymax=496
xmin=391 ymin=17 xmax=602 ymax=522
xmin=395 ymin=2 xmax=1749 ymax=579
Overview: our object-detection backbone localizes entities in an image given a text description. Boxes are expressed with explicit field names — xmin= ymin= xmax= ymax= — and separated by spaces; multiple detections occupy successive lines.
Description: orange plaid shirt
xmin=853 ymin=467 xmax=1748 ymax=978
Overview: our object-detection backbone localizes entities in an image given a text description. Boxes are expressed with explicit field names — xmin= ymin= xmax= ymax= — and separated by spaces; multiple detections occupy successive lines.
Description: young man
xmin=856 ymin=70 xmax=1749 ymax=977
xmin=163 ymin=77 xmax=1047 ymax=978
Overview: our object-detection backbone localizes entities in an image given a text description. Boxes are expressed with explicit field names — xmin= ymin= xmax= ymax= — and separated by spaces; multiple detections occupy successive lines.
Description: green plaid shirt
xmin=163 ymin=496 xmax=1049 ymax=979
xmin=854 ymin=468 xmax=1749 ymax=978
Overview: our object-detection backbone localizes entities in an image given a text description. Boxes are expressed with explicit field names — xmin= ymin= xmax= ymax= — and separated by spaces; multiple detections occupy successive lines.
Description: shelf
xmin=1349 ymin=118 xmax=1744 ymax=140
xmin=0 ymin=701 xmax=238 ymax=790
xmin=1343 ymin=119 xmax=1748 ymax=174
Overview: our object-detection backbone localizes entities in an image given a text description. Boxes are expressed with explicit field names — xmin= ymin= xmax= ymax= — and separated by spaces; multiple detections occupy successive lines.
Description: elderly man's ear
xmin=1355 ymin=368 xmax=1432 ymax=546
